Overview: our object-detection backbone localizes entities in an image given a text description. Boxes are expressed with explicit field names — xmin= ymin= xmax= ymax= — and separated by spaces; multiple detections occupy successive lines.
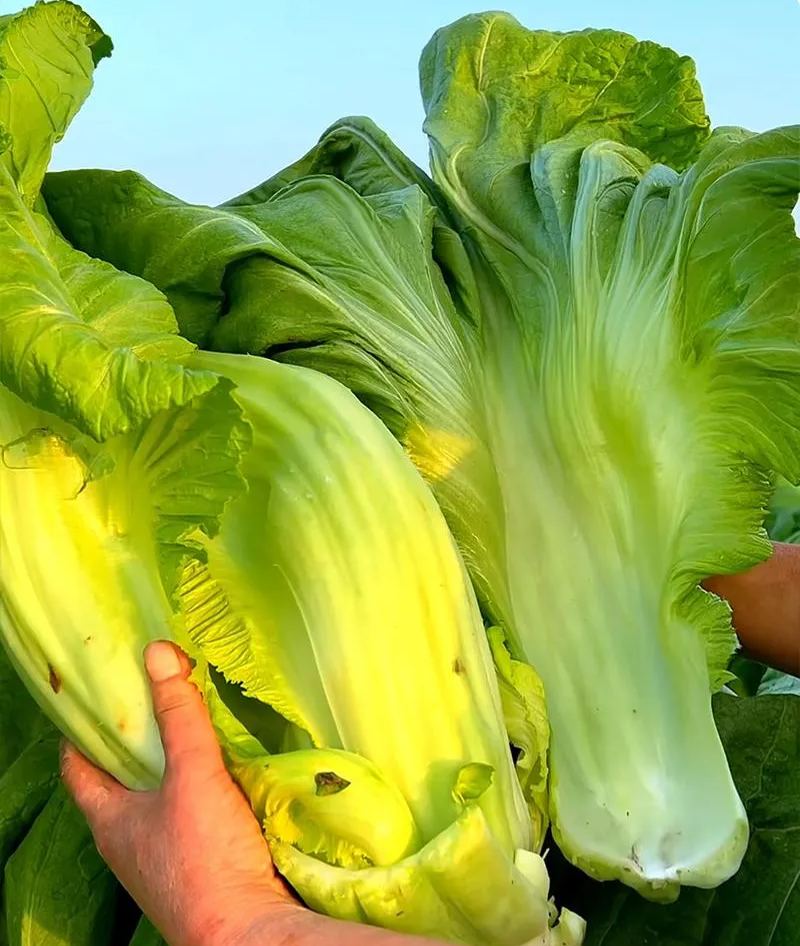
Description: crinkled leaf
xmin=221 ymin=114 xmax=482 ymax=318
xmin=0 ymin=1 xmax=111 ymax=204
xmin=0 ymin=136 xmax=248 ymax=792
xmin=42 ymin=169 xmax=308 ymax=346
xmin=0 ymin=167 xmax=217 ymax=441
xmin=420 ymin=11 xmax=709 ymax=248
xmin=487 ymin=627 xmax=550 ymax=842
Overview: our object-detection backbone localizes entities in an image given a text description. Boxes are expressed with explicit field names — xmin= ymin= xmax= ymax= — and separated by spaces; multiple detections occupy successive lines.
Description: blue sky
xmin=7 ymin=0 xmax=798 ymax=204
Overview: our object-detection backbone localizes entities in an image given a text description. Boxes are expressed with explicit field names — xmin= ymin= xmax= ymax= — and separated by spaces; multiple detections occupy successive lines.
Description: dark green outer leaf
xmin=42 ymin=169 xmax=309 ymax=348
xmin=129 ymin=916 xmax=167 ymax=946
xmin=0 ymin=735 xmax=60 ymax=867
xmin=552 ymin=694 xmax=800 ymax=946
xmin=0 ymin=649 xmax=53 ymax=776
xmin=220 ymin=115 xmax=484 ymax=321
xmin=726 ymin=654 xmax=767 ymax=698
xmin=4 ymin=785 xmax=117 ymax=946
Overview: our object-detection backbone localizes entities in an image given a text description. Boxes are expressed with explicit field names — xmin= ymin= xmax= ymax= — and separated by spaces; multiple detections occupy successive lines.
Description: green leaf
xmin=0 ymin=145 xmax=248 ymax=792
xmin=726 ymin=654 xmax=767 ymax=699
xmin=4 ymin=785 xmax=117 ymax=946
xmin=0 ymin=167 xmax=217 ymax=441
xmin=757 ymin=669 xmax=800 ymax=697
xmin=0 ymin=649 xmax=53 ymax=776
xmin=0 ymin=1 xmax=111 ymax=204
xmin=42 ymin=168 xmax=308 ymax=347
xmin=0 ymin=735 xmax=60 ymax=868
xmin=420 ymin=12 xmax=709 ymax=238
xmin=487 ymin=627 xmax=550 ymax=843
xmin=225 ymin=115 xmax=445 ymax=212
xmin=552 ymin=694 xmax=800 ymax=946
xmin=766 ymin=478 xmax=800 ymax=545
xmin=219 ymin=114 xmax=483 ymax=319
xmin=129 ymin=917 xmax=167 ymax=946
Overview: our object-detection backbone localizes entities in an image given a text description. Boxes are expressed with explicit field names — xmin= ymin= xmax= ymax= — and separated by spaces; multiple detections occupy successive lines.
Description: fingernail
xmin=144 ymin=641 xmax=182 ymax=682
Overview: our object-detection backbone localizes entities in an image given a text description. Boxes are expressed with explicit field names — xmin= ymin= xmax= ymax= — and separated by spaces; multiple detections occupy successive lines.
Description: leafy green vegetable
xmin=45 ymin=13 xmax=800 ymax=899
xmin=0 ymin=2 xmax=249 ymax=791
xmin=550 ymin=694 xmax=800 ymax=946
xmin=4 ymin=3 xmax=798 ymax=943
xmin=180 ymin=351 xmax=579 ymax=944
xmin=4 ymin=786 xmax=117 ymax=946
xmin=0 ymin=349 xmax=246 ymax=788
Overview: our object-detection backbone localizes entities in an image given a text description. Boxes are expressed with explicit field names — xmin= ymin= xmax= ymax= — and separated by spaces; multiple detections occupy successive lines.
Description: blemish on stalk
xmin=1 ymin=428 xmax=53 ymax=469
xmin=48 ymin=664 xmax=61 ymax=693
xmin=315 ymin=771 xmax=351 ymax=796
xmin=452 ymin=657 xmax=465 ymax=675
xmin=84 ymin=635 xmax=93 ymax=645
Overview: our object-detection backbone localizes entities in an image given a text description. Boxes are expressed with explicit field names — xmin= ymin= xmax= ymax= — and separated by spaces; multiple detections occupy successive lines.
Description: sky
xmin=5 ymin=0 xmax=798 ymax=205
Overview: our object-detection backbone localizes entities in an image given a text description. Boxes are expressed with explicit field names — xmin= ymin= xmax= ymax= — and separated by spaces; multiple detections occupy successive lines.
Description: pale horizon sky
xmin=4 ymin=0 xmax=798 ymax=205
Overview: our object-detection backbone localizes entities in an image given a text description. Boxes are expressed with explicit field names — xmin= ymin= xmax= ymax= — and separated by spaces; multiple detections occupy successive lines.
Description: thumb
xmin=145 ymin=640 xmax=226 ymax=783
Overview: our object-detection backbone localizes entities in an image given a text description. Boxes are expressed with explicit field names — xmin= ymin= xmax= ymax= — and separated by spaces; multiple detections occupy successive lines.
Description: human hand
xmin=62 ymin=641 xmax=443 ymax=946
xmin=60 ymin=640 xmax=297 ymax=946
xmin=706 ymin=541 xmax=800 ymax=677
